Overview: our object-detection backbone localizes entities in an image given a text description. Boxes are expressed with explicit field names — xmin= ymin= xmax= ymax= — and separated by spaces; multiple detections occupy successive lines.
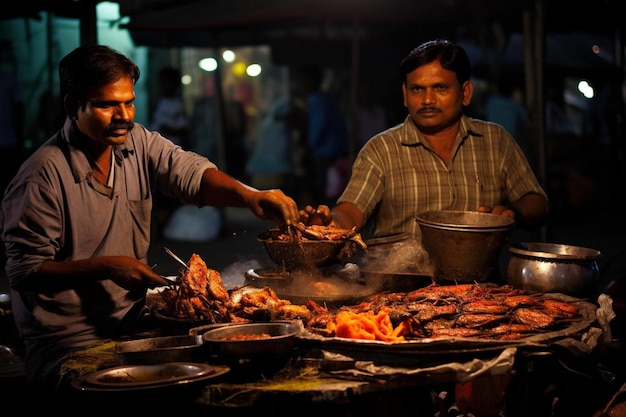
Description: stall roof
xmin=3 ymin=0 xmax=619 ymax=51
xmin=114 ymin=0 xmax=617 ymax=48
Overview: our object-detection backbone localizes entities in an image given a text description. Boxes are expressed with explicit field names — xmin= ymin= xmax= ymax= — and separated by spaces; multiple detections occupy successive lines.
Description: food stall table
xmin=63 ymin=292 xmax=614 ymax=417
xmin=193 ymin=347 xmax=516 ymax=417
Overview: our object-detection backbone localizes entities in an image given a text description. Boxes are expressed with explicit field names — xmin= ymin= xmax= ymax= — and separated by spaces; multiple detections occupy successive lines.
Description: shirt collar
xmin=60 ymin=118 xmax=135 ymax=185
xmin=400 ymin=114 xmax=484 ymax=146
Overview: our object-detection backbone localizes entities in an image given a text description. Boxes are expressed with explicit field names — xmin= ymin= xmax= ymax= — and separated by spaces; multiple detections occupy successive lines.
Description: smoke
xmin=217 ymin=237 xmax=436 ymax=297
xmin=360 ymin=237 xmax=435 ymax=276
xmin=220 ymin=259 xmax=263 ymax=289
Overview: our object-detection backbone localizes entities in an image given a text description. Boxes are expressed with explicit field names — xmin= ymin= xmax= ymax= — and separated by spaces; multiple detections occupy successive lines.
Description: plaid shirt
xmin=338 ymin=114 xmax=547 ymax=239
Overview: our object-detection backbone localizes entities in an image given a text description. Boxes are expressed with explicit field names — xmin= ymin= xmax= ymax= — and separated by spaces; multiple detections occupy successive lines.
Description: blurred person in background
xmin=150 ymin=66 xmax=190 ymax=147
xmin=150 ymin=66 xmax=191 ymax=235
xmin=190 ymin=76 xmax=219 ymax=159
xmin=246 ymin=75 xmax=294 ymax=192
xmin=223 ymin=82 xmax=251 ymax=181
xmin=294 ymin=66 xmax=349 ymax=206
xmin=485 ymin=74 xmax=528 ymax=156
xmin=0 ymin=44 xmax=299 ymax=400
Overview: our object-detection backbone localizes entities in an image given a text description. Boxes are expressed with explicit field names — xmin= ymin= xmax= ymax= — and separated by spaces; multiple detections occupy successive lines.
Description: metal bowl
xmin=202 ymin=322 xmax=302 ymax=358
xmin=415 ymin=210 xmax=515 ymax=283
xmin=152 ymin=309 xmax=219 ymax=336
xmin=506 ymin=242 xmax=602 ymax=296
xmin=115 ymin=335 xmax=204 ymax=365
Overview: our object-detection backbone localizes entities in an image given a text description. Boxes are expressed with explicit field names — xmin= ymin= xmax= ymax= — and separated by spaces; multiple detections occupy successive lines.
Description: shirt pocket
xmin=474 ymin=167 xmax=504 ymax=207
xmin=128 ymin=198 xmax=152 ymax=257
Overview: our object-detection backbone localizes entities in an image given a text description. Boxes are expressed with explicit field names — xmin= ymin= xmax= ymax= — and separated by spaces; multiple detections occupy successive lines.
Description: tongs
xmin=145 ymin=247 xmax=189 ymax=289
xmin=161 ymin=246 xmax=190 ymax=271
xmin=148 ymin=275 xmax=180 ymax=289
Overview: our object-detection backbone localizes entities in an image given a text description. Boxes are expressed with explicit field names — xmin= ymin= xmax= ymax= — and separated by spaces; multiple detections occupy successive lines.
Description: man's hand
xmin=98 ymin=256 xmax=171 ymax=290
xmin=477 ymin=205 xmax=517 ymax=221
xmin=478 ymin=193 xmax=549 ymax=230
xmin=299 ymin=205 xmax=333 ymax=226
xmin=248 ymin=189 xmax=300 ymax=226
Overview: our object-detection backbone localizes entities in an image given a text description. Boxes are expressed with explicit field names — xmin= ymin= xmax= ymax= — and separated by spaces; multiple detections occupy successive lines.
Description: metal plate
xmin=81 ymin=362 xmax=227 ymax=390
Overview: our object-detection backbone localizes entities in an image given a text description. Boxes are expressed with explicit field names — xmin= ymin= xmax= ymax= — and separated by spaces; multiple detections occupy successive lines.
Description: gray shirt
xmin=1 ymin=118 xmax=215 ymax=384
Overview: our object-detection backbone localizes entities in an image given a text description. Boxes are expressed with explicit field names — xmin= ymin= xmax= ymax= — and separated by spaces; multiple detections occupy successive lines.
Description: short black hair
xmin=59 ymin=44 xmax=140 ymax=104
xmin=399 ymin=39 xmax=471 ymax=85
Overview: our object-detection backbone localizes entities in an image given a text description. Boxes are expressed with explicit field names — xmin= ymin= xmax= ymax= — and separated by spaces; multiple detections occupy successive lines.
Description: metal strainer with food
xmin=257 ymin=223 xmax=367 ymax=269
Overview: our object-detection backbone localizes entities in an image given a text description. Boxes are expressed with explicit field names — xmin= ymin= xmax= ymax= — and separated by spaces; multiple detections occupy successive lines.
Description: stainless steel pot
xmin=506 ymin=242 xmax=602 ymax=296
xmin=415 ymin=210 xmax=515 ymax=283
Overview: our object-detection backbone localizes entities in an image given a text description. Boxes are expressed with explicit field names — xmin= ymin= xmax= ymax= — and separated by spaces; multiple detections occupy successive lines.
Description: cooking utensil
xmin=243 ymin=267 xmax=378 ymax=307
xmin=257 ymin=229 xmax=362 ymax=269
xmin=415 ymin=210 xmax=515 ymax=283
xmin=115 ymin=335 xmax=203 ymax=365
xmin=202 ymin=322 xmax=302 ymax=358
xmin=360 ymin=233 xmax=435 ymax=292
xmin=506 ymin=242 xmax=601 ymax=296
xmin=161 ymin=246 xmax=190 ymax=270
xmin=147 ymin=275 xmax=180 ymax=289
xmin=258 ymin=236 xmax=352 ymax=269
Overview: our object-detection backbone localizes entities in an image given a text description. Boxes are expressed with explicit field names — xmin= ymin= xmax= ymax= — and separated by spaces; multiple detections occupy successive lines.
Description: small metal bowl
xmin=506 ymin=242 xmax=602 ymax=296
xmin=202 ymin=322 xmax=302 ymax=359
xmin=115 ymin=335 xmax=204 ymax=365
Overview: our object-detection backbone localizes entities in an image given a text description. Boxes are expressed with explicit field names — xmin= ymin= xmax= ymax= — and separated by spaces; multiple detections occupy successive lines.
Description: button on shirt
xmin=338 ymin=114 xmax=547 ymax=239
xmin=0 ymin=118 xmax=216 ymax=382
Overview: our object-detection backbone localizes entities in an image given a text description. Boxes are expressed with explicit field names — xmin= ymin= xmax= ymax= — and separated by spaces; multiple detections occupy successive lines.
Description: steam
xmin=220 ymin=259 xmax=263 ymax=289
xmin=360 ymin=237 xmax=435 ymax=276
xmin=218 ymin=237 xmax=436 ymax=296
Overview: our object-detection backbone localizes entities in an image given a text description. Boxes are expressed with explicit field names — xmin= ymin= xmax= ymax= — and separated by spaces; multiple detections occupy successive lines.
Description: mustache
xmin=107 ymin=121 xmax=134 ymax=132
xmin=417 ymin=107 xmax=440 ymax=114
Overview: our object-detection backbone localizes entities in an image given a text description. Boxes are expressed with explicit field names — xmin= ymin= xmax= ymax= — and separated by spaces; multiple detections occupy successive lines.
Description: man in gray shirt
xmin=0 ymin=44 xmax=299 ymax=394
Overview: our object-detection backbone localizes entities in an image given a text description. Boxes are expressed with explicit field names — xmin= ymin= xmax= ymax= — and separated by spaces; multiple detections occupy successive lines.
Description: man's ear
xmin=401 ymin=82 xmax=408 ymax=108
xmin=462 ymin=81 xmax=474 ymax=107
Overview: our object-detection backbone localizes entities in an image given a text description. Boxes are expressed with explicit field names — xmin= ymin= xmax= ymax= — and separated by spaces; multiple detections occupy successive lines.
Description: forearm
xmin=198 ymin=168 xmax=257 ymax=208
xmin=511 ymin=193 xmax=550 ymax=230
xmin=330 ymin=202 xmax=365 ymax=231
xmin=18 ymin=258 xmax=116 ymax=292
xmin=17 ymin=256 xmax=161 ymax=293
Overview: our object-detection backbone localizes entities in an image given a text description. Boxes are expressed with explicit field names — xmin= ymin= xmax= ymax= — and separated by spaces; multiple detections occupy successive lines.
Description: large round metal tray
xmin=296 ymin=295 xmax=598 ymax=355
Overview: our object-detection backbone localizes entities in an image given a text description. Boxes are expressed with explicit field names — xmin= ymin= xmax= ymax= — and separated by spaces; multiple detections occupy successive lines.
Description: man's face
xmin=75 ymin=75 xmax=136 ymax=146
xmin=402 ymin=60 xmax=473 ymax=134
